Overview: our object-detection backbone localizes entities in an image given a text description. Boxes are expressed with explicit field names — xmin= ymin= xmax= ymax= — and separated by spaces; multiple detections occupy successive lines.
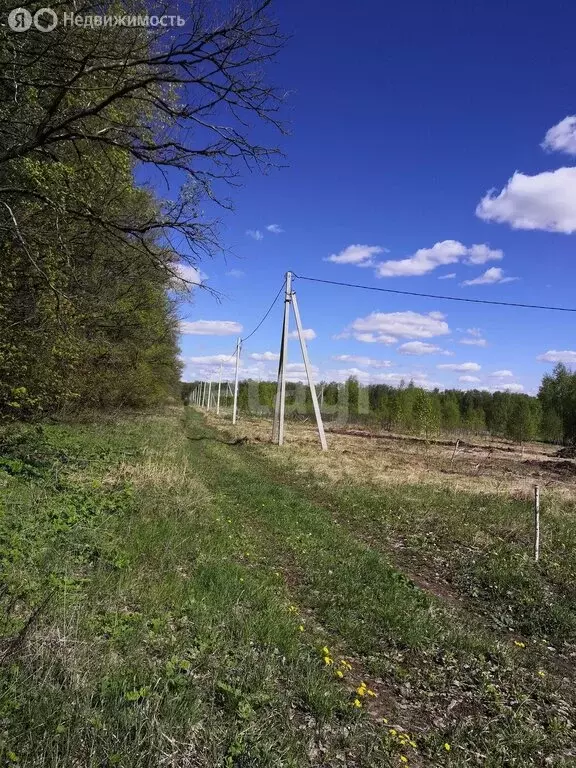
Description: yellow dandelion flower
xmin=409 ymin=740 xmax=417 ymax=748
xmin=389 ymin=728 xmax=397 ymax=736
xmin=381 ymin=717 xmax=388 ymax=724
xmin=321 ymin=646 xmax=330 ymax=655
xmin=513 ymin=640 xmax=525 ymax=648
xmin=298 ymin=625 xmax=304 ymax=632
xmin=356 ymin=686 xmax=366 ymax=696
xmin=324 ymin=656 xmax=333 ymax=665
xmin=353 ymin=698 xmax=362 ymax=708
xmin=538 ymin=670 xmax=545 ymax=677
xmin=367 ymin=688 xmax=377 ymax=697
xmin=335 ymin=670 xmax=344 ymax=678
xmin=444 ymin=743 xmax=451 ymax=751
xmin=400 ymin=758 xmax=408 ymax=764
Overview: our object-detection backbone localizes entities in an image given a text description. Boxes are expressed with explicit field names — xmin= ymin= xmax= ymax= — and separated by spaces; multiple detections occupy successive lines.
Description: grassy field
xmin=1 ymin=408 xmax=575 ymax=766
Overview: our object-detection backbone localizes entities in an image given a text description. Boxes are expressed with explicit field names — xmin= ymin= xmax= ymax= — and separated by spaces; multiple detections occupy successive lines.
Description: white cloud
xmin=491 ymin=370 xmax=513 ymax=378
xmin=171 ymin=263 xmax=207 ymax=292
xmin=246 ymin=229 xmax=264 ymax=240
xmin=493 ymin=382 xmax=524 ymax=393
xmin=286 ymin=363 xmax=317 ymax=373
xmin=459 ymin=375 xmax=481 ymax=383
xmin=466 ymin=244 xmax=504 ymax=264
xmin=187 ymin=354 xmax=237 ymax=366
xmin=460 ymin=327 xmax=487 ymax=346
xmin=476 ymin=167 xmax=576 ymax=234
xmin=462 ymin=267 xmax=517 ymax=286
xmin=438 ymin=273 xmax=456 ymax=280
xmin=437 ymin=362 xmax=481 ymax=372
xmin=285 ymin=362 xmax=319 ymax=382
xmin=542 ymin=116 xmax=576 ymax=156
xmin=266 ymin=224 xmax=284 ymax=234
xmin=332 ymin=354 xmax=393 ymax=368
xmin=226 ymin=269 xmax=245 ymax=278
xmin=288 ymin=328 xmax=316 ymax=341
xmin=249 ymin=351 xmax=280 ymax=361
xmin=324 ymin=244 xmax=385 ymax=267
xmin=397 ymin=341 xmax=451 ymax=356
xmin=180 ymin=320 xmax=243 ymax=336
xmin=323 ymin=368 xmax=439 ymax=389
xmin=537 ymin=350 xmax=576 ymax=363
xmin=342 ymin=310 xmax=450 ymax=344
xmin=376 ymin=240 xmax=502 ymax=278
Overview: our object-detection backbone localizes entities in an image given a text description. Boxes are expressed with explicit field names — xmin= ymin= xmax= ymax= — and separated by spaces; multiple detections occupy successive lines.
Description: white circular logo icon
xmin=33 ymin=7 xmax=57 ymax=31
xmin=8 ymin=7 xmax=32 ymax=31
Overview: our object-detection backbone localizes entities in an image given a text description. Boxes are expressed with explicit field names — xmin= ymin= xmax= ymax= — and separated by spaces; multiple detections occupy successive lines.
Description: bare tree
xmin=0 ymin=0 xmax=286 ymax=273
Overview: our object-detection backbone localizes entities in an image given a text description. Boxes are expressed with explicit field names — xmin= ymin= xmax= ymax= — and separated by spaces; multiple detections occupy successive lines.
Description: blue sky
xmin=177 ymin=0 xmax=576 ymax=394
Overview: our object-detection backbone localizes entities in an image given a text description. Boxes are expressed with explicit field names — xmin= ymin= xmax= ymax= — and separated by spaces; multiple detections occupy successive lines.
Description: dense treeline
xmin=0 ymin=1 xmax=283 ymax=419
xmin=183 ymin=363 xmax=576 ymax=444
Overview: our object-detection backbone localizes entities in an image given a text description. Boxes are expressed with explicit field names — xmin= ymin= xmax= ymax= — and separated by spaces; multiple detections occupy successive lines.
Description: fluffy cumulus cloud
xmin=180 ymin=320 xmax=243 ymax=336
xmin=340 ymin=311 xmax=449 ymax=344
xmin=491 ymin=370 xmax=513 ymax=378
xmin=537 ymin=350 xmax=576 ymax=363
xmin=171 ymin=263 xmax=207 ymax=292
xmin=376 ymin=240 xmax=502 ymax=278
xmin=397 ymin=341 xmax=451 ymax=356
xmin=459 ymin=375 xmax=481 ymax=383
xmin=476 ymin=167 xmax=576 ymax=234
xmin=187 ymin=354 xmax=236 ymax=366
xmin=542 ymin=116 xmax=576 ymax=156
xmin=288 ymin=328 xmax=316 ymax=341
xmin=324 ymin=244 xmax=385 ymax=266
xmin=437 ymin=362 xmax=481 ymax=372
xmin=249 ymin=351 xmax=280 ymax=361
xmin=266 ymin=224 xmax=284 ymax=234
xmin=246 ymin=229 xmax=264 ymax=240
xmin=332 ymin=354 xmax=393 ymax=368
xmin=462 ymin=267 xmax=517 ymax=286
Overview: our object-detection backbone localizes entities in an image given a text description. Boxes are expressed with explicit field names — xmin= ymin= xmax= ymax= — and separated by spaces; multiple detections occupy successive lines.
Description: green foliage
xmin=538 ymin=363 xmax=576 ymax=443
xmin=212 ymin=378 xmax=555 ymax=442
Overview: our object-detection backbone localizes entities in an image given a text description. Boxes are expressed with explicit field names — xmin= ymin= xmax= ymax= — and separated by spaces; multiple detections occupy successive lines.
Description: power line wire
xmin=291 ymin=272 xmax=576 ymax=313
xmin=241 ymin=279 xmax=286 ymax=342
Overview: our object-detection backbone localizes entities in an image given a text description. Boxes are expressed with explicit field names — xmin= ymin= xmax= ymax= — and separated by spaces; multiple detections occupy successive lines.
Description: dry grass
xmin=206 ymin=412 xmax=576 ymax=501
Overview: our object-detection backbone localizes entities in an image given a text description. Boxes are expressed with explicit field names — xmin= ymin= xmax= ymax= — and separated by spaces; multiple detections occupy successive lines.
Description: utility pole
xmin=216 ymin=364 xmax=222 ymax=415
xmin=291 ymin=290 xmax=327 ymax=451
xmin=232 ymin=337 xmax=241 ymax=425
xmin=272 ymin=272 xmax=291 ymax=445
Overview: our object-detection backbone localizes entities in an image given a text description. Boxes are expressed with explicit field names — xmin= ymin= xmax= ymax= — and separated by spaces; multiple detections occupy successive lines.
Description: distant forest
xmin=182 ymin=363 xmax=576 ymax=444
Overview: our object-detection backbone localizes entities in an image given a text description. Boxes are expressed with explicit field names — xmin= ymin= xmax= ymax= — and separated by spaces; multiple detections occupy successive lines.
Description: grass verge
xmin=0 ymin=409 xmax=574 ymax=766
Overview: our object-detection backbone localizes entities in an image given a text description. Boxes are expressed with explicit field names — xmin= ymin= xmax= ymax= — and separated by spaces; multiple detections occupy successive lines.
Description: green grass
xmin=1 ymin=409 xmax=575 ymax=766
